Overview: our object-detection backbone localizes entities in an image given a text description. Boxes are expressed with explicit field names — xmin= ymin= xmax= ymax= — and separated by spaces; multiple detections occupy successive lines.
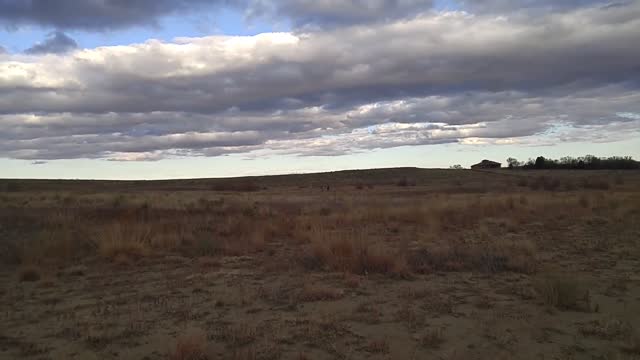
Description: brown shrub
xmin=518 ymin=195 xmax=528 ymax=206
xmin=232 ymin=348 xmax=258 ymax=360
xmin=304 ymin=231 xmax=407 ymax=276
xmin=10 ymin=211 xmax=89 ymax=266
xmin=408 ymin=239 xmax=536 ymax=274
xmin=505 ymin=197 xmax=515 ymax=210
xmin=218 ymin=324 xmax=257 ymax=347
xmin=580 ymin=319 xmax=632 ymax=340
xmin=343 ymin=273 xmax=362 ymax=288
xmin=211 ymin=219 xmax=269 ymax=256
xmin=623 ymin=334 xmax=640 ymax=355
xmin=534 ymin=275 xmax=589 ymax=311
xmin=18 ymin=266 xmax=41 ymax=282
xmin=578 ymin=194 xmax=590 ymax=208
xmin=421 ymin=327 xmax=445 ymax=349
xmin=98 ymin=221 xmax=151 ymax=260
xmin=395 ymin=304 xmax=424 ymax=329
xmin=196 ymin=256 xmax=220 ymax=270
xmin=582 ymin=178 xmax=610 ymax=190
xmin=299 ymin=285 xmax=344 ymax=302
xmin=211 ymin=181 xmax=260 ymax=192
xmin=529 ymin=176 xmax=561 ymax=191
xmin=168 ymin=329 xmax=207 ymax=360
xmin=396 ymin=177 xmax=416 ymax=187
xmin=366 ymin=339 xmax=390 ymax=353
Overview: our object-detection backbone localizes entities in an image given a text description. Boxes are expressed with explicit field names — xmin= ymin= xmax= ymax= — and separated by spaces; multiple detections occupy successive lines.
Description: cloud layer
xmin=1 ymin=2 xmax=639 ymax=161
xmin=248 ymin=0 xmax=434 ymax=29
xmin=0 ymin=0 xmax=231 ymax=30
xmin=0 ymin=1 xmax=615 ymax=31
xmin=24 ymin=31 xmax=78 ymax=54
xmin=459 ymin=0 xmax=615 ymax=14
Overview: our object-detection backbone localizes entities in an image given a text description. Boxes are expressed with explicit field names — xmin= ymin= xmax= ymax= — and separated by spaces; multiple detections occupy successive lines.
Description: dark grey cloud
xmin=25 ymin=31 xmax=77 ymax=54
xmin=0 ymin=0 xmax=434 ymax=32
xmin=248 ymin=0 xmax=433 ymax=29
xmin=457 ymin=0 xmax=617 ymax=14
xmin=250 ymin=0 xmax=615 ymax=29
xmin=0 ymin=0 xmax=234 ymax=30
xmin=0 ymin=2 xmax=639 ymax=160
xmin=1 ymin=85 xmax=638 ymax=160
xmin=0 ymin=0 xmax=619 ymax=34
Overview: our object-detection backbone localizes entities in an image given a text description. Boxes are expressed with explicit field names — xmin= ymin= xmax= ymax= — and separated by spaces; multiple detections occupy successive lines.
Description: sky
xmin=0 ymin=0 xmax=639 ymax=179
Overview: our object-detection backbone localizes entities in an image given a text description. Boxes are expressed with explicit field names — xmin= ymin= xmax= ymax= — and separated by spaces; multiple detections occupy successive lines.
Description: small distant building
xmin=471 ymin=160 xmax=501 ymax=169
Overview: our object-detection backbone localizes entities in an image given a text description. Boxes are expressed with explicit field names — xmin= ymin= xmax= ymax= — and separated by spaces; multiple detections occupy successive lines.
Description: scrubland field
xmin=1 ymin=168 xmax=639 ymax=360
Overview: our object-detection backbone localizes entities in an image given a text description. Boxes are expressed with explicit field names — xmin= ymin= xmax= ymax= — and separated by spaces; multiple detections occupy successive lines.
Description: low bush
xmin=98 ymin=221 xmax=151 ymax=261
xmin=534 ymin=275 xmax=589 ymax=311
xmin=303 ymin=232 xmax=408 ymax=276
xmin=18 ymin=266 xmax=41 ymax=282
xmin=168 ymin=328 xmax=208 ymax=360
xmin=407 ymin=239 xmax=536 ymax=274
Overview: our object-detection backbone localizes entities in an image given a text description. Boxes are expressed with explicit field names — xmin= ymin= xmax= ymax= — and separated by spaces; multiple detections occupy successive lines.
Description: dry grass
xmin=231 ymin=348 xmax=258 ymax=360
xmin=622 ymin=335 xmax=640 ymax=355
xmin=365 ymin=339 xmax=390 ymax=353
xmin=232 ymin=222 xmax=268 ymax=255
xmin=579 ymin=319 xmax=633 ymax=340
xmin=396 ymin=304 xmax=425 ymax=329
xmin=421 ymin=327 xmax=446 ymax=349
xmin=18 ymin=266 xmax=41 ymax=282
xmin=343 ymin=273 xmax=362 ymax=288
xmin=217 ymin=324 xmax=258 ymax=347
xmin=168 ymin=329 xmax=208 ymax=360
xmin=98 ymin=221 xmax=151 ymax=261
xmin=534 ymin=275 xmax=589 ymax=311
xmin=299 ymin=284 xmax=344 ymax=302
xmin=1 ymin=171 xmax=638 ymax=282
xmin=408 ymin=238 xmax=536 ymax=274
xmin=302 ymin=229 xmax=409 ymax=276
xmin=196 ymin=256 xmax=220 ymax=270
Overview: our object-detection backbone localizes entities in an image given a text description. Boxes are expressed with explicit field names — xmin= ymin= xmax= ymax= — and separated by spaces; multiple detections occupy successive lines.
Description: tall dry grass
xmin=97 ymin=221 xmax=152 ymax=260
xmin=301 ymin=227 xmax=409 ymax=276
xmin=1 ymin=182 xmax=637 ymax=279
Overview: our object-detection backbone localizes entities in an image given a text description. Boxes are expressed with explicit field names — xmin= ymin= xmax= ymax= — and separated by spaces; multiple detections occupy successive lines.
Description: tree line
xmin=506 ymin=155 xmax=639 ymax=170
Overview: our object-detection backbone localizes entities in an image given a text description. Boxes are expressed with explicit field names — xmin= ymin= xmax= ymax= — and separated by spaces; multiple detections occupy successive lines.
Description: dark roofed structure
xmin=471 ymin=159 xmax=501 ymax=169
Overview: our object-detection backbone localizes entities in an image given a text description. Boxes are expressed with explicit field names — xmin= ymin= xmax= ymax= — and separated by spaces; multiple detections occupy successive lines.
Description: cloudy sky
xmin=1 ymin=0 xmax=639 ymax=179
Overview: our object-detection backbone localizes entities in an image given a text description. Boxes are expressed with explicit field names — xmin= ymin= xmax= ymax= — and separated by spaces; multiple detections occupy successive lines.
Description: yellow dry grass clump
xmin=98 ymin=221 xmax=152 ymax=261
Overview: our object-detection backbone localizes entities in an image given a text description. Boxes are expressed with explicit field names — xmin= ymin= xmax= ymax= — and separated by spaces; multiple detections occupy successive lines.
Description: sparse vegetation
xmin=396 ymin=177 xmax=417 ymax=187
xmin=304 ymin=232 xmax=407 ymax=276
xmin=18 ymin=266 xmax=41 ymax=282
xmin=365 ymin=339 xmax=390 ymax=353
xmin=98 ymin=221 xmax=151 ymax=261
xmin=168 ymin=329 xmax=207 ymax=360
xmin=421 ymin=327 xmax=446 ymax=349
xmin=299 ymin=285 xmax=344 ymax=302
xmin=1 ymin=168 xmax=639 ymax=359
xmin=534 ymin=275 xmax=588 ymax=311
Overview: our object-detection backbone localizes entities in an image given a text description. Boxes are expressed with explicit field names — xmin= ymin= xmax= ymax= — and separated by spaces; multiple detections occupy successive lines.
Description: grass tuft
xmin=534 ymin=275 xmax=589 ymax=311
xmin=168 ymin=329 xmax=207 ymax=360
xmin=18 ymin=266 xmax=41 ymax=282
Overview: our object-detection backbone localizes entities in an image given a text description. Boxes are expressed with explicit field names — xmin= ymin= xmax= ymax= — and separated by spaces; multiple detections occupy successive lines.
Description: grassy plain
xmin=1 ymin=168 xmax=639 ymax=359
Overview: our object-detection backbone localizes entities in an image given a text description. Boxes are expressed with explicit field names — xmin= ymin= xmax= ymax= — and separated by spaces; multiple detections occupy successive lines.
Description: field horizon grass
xmin=1 ymin=168 xmax=639 ymax=359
